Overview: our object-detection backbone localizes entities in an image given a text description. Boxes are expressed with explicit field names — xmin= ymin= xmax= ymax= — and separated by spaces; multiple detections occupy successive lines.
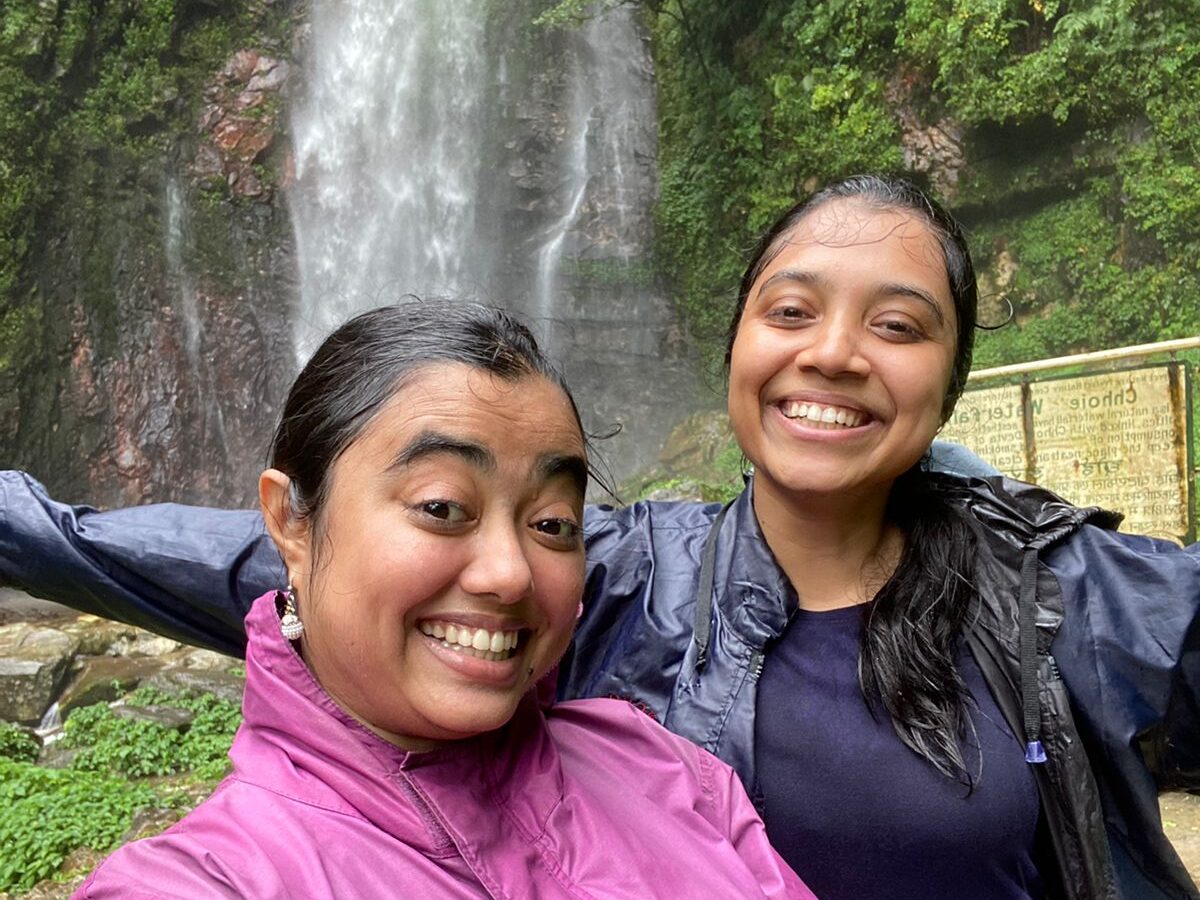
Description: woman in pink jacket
xmin=75 ymin=301 xmax=813 ymax=900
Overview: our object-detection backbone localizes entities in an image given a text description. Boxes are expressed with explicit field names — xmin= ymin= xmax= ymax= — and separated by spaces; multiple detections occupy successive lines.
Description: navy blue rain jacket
xmin=1 ymin=470 xmax=1199 ymax=898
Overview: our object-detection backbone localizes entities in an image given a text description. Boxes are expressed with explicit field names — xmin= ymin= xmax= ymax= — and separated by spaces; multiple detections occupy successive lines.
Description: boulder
xmin=111 ymin=703 xmax=195 ymax=732
xmin=0 ymin=623 xmax=80 ymax=724
xmin=57 ymin=655 xmax=170 ymax=716
xmin=107 ymin=631 xmax=183 ymax=658
xmin=37 ymin=742 xmax=81 ymax=770
xmin=142 ymin=668 xmax=245 ymax=707
xmin=55 ymin=616 xmax=141 ymax=657
xmin=181 ymin=648 xmax=238 ymax=671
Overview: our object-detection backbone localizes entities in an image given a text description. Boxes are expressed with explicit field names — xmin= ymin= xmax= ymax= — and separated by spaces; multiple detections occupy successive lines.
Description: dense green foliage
xmin=64 ymin=686 xmax=243 ymax=781
xmin=0 ymin=757 xmax=158 ymax=892
xmin=0 ymin=720 xmax=39 ymax=763
xmin=0 ymin=686 xmax=241 ymax=893
xmin=0 ymin=0 xmax=285 ymax=371
xmin=544 ymin=0 xmax=1200 ymax=372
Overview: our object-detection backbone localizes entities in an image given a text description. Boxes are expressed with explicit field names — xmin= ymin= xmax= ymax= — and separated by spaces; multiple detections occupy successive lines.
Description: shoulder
xmin=1048 ymin=523 xmax=1200 ymax=644
xmin=578 ymin=498 xmax=723 ymax=623
xmin=584 ymin=499 xmax=723 ymax=548
xmin=75 ymin=784 xmax=287 ymax=898
xmin=938 ymin=474 xmax=1121 ymax=549
xmin=547 ymin=697 xmax=711 ymax=788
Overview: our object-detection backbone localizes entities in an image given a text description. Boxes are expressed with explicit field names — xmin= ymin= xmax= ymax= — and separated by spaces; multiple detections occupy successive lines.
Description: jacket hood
xmin=954 ymin=474 xmax=1123 ymax=551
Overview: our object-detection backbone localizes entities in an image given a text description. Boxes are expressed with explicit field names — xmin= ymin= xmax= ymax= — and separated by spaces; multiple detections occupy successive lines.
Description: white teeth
xmin=782 ymin=401 xmax=866 ymax=429
xmin=419 ymin=621 xmax=522 ymax=661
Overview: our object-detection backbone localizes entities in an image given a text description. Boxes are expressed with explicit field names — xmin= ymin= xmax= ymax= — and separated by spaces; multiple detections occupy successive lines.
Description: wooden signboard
xmin=941 ymin=363 xmax=1193 ymax=543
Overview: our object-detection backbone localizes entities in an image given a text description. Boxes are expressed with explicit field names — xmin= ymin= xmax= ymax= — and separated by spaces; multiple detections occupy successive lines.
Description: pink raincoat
xmin=77 ymin=592 xmax=814 ymax=898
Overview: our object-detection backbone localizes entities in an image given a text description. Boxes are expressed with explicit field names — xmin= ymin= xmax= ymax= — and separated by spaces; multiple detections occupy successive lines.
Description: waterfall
xmin=165 ymin=174 xmax=202 ymax=373
xmin=36 ymin=701 xmax=62 ymax=739
xmin=534 ymin=65 xmax=591 ymax=348
xmin=289 ymin=0 xmax=492 ymax=358
xmin=164 ymin=172 xmax=228 ymax=456
xmin=287 ymin=1 xmax=708 ymax=482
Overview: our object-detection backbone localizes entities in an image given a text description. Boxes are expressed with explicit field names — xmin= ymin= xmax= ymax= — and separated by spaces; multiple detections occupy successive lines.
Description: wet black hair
xmin=726 ymin=173 xmax=979 ymax=422
xmin=268 ymin=299 xmax=593 ymax=528
xmin=729 ymin=176 xmax=982 ymax=783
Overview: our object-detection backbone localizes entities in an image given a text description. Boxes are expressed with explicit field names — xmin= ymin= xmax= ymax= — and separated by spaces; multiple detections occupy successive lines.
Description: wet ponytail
xmin=860 ymin=464 xmax=980 ymax=783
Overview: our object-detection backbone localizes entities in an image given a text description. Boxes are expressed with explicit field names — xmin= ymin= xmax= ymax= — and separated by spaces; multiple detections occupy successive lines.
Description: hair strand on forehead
xmin=268 ymin=299 xmax=612 ymax=530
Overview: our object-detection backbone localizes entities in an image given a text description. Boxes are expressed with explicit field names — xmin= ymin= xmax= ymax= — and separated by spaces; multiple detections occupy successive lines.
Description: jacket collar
xmin=707 ymin=473 xmax=1118 ymax=651
xmin=711 ymin=480 xmax=797 ymax=649
xmin=235 ymin=592 xmax=565 ymax=854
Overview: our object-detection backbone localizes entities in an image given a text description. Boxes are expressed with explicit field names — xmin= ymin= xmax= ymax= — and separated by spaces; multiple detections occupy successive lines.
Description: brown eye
xmin=419 ymin=500 xmax=468 ymax=523
xmin=533 ymin=518 xmax=580 ymax=546
xmin=768 ymin=305 xmax=811 ymax=322
xmin=874 ymin=317 xmax=925 ymax=341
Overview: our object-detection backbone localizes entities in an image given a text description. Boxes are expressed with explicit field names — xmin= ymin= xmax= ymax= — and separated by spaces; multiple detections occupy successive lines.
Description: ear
xmin=259 ymin=469 xmax=312 ymax=585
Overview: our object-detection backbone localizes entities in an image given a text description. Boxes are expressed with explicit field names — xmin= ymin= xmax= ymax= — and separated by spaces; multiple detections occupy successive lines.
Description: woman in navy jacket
xmin=2 ymin=176 xmax=1199 ymax=899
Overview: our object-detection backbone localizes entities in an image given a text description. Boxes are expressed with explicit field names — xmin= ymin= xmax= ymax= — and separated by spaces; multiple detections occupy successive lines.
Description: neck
xmin=751 ymin=476 xmax=902 ymax=612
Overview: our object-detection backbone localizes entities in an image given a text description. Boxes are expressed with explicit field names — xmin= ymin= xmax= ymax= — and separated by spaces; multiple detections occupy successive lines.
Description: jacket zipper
xmin=749 ymin=651 xmax=765 ymax=682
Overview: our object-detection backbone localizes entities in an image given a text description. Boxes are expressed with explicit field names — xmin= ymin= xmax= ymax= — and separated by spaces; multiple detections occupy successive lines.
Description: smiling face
xmin=727 ymin=198 xmax=958 ymax=505
xmin=262 ymin=362 xmax=587 ymax=751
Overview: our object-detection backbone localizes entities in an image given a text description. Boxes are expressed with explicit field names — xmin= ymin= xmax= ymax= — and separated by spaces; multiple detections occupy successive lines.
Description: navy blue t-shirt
xmin=756 ymin=605 xmax=1045 ymax=899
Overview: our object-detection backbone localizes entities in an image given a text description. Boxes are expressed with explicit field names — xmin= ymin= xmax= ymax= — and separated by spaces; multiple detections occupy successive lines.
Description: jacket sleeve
xmin=1048 ymin=525 xmax=1200 ymax=787
xmin=0 ymin=471 xmax=279 ymax=656
xmin=696 ymin=749 xmax=818 ymax=899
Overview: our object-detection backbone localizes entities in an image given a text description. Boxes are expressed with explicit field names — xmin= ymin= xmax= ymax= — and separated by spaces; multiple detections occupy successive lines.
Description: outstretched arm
xmin=1049 ymin=526 xmax=1200 ymax=782
xmin=0 ymin=472 xmax=282 ymax=656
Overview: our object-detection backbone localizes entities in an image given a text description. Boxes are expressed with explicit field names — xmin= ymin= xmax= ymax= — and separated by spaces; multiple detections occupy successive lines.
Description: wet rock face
xmin=0 ymin=624 xmax=81 ymax=724
xmin=197 ymin=50 xmax=290 ymax=201
xmin=57 ymin=655 xmax=170 ymax=716
xmin=887 ymin=70 xmax=966 ymax=201
xmin=7 ymin=44 xmax=298 ymax=509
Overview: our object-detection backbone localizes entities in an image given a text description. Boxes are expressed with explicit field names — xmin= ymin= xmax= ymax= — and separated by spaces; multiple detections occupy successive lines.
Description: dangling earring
xmin=281 ymin=583 xmax=304 ymax=641
xmin=576 ymin=601 xmax=584 ymax=620
xmin=740 ymin=454 xmax=754 ymax=484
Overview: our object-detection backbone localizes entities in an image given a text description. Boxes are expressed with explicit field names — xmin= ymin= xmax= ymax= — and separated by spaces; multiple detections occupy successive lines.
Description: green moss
xmin=559 ymin=256 xmax=658 ymax=288
xmin=593 ymin=0 xmax=1200 ymax=375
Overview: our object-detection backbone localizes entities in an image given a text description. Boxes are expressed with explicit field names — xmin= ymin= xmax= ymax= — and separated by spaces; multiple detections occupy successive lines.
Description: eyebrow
xmin=877 ymin=282 xmax=946 ymax=326
xmin=757 ymin=268 xmax=947 ymax=326
xmin=537 ymin=453 xmax=589 ymax=496
xmin=389 ymin=430 xmax=588 ymax=495
xmin=390 ymin=432 xmax=495 ymax=472
xmin=757 ymin=268 xmax=823 ymax=296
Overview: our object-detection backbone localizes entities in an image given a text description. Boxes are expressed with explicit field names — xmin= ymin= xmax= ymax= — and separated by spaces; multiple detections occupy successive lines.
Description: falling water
xmin=164 ymin=173 xmax=228 ymax=454
xmin=534 ymin=64 xmax=591 ymax=347
xmin=289 ymin=0 xmax=492 ymax=358
xmin=36 ymin=701 xmax=62 ymax=740
xmin=165 ymin=174 xmax=202 ymax=372
xmin=288 ymin=1 xmax=708 ymax=482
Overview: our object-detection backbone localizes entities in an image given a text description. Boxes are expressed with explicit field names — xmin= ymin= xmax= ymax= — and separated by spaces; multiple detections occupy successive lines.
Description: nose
xmin=797 ymin=314 xmax=870 ymax=378
xmin=459 ymin=519 xmax=535 ymax=605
